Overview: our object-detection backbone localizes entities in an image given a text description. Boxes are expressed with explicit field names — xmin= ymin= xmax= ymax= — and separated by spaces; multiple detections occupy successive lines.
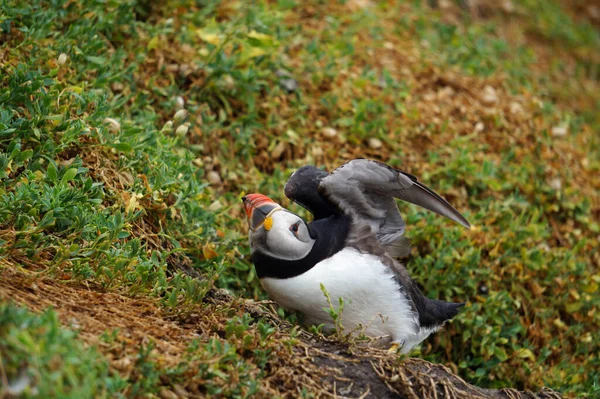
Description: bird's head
xmin=242 ymin=193 xmax=315 ymax=261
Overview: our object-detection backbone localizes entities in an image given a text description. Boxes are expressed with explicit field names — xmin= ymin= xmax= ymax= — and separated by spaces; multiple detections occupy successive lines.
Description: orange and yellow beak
xmin=242 ymin=194 xmax=281 ymax=231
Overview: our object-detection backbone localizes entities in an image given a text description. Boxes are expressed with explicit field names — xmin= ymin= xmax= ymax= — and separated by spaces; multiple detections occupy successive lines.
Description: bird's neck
xmin=252 ymin=215 xmax=351 ymax=279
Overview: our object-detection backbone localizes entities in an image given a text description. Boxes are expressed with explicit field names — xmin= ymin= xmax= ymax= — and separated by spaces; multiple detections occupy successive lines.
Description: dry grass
xmin=0 ymin=265 xmax=563 ymax=398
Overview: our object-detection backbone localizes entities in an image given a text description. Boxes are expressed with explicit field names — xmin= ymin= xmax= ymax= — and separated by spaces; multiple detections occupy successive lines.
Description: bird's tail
xmin=429 ymin=299 xmax=464 ymax=322
xmin=404 ymin=279 xmax=465 ymax=328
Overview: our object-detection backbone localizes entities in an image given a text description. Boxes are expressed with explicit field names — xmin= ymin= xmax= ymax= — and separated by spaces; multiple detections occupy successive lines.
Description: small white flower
xmin=174 ymin=109 xmax=188 ymax=124
xmin=206 ymin=170 xmax=222 ymax=185
xmin=368 ymin=137 xmax=382 ymax=149
xmin=161 ymin=120 xmax=173 ymax=133
xmin=175 ymin=96 xmax=185 ymax=110
xmin=322 ymin=127 xmax=337 ymax=138
xmin=551 ymin=125 xmax=568 ymax=137
xmin=103 ymin=117 xmax=121 ymax=132
xmin=175 ymin=123 xmax=189 ymax=137
xmin=57 ymin=53 xmax=68 ymax=66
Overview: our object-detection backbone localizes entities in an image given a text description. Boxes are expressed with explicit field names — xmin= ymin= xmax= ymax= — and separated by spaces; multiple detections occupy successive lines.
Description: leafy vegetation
xmin=0 ymin=303 xmax=123 ymax=398
xmin=0 ymin=0 xmax=598 ymax=397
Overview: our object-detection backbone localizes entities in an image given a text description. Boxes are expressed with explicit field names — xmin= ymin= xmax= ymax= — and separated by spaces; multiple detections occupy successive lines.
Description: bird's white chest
xmin=260 ymin=248 xmax=427 ymax=350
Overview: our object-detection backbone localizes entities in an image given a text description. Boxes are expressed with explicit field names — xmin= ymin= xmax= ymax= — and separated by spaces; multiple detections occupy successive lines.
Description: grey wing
xmin=318 ymin=159 xmax=470 ymax=246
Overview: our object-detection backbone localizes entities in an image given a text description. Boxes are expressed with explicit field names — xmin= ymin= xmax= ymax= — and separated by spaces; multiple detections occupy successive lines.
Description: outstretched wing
xmin=283 ymin=165 xmax=339 ymax=220
xmin=318 ymin=159 xmax=470 ymax=245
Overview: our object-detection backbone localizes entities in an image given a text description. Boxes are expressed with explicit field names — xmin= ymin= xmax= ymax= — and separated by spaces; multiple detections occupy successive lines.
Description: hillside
xmin=0 ymin=0 xmax=599 ymax=397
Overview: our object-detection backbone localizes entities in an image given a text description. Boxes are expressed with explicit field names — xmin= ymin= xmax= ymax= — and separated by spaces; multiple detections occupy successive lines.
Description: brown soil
xmin=0 ymin=265 xmax=563 ymax=398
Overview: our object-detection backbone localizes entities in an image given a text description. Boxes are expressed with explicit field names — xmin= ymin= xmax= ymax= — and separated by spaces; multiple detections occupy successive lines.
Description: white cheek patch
xmin=265 ymin=228 xmax=312 ymax=260
xmin=263 ymin=214 xmax=314 ymax=261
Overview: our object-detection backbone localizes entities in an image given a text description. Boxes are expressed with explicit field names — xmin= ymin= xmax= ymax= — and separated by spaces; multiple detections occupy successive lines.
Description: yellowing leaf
xmin=147 ymin=36 xmax=160 ymax=50
xmin=581 ymin=332 xmax=592 ymax=343
xmin=247 ymin=30 xmax=272 ymax=42
xmin=203 ymin=243 xmax=218 ymax=260
xmin=565 ymin=301 xmax=583 ymax=313
xmin=246 ymin=30 xmax=277 ymax=48
xmin=489 ymin=242 xmax=501 ymax=258
xmin=517 ymin=348 xmax=536 ymax=360
xmin=239 ymin=46 xmax=268 ymax=63
xmin=125 ymin=193 xmax=142 ymax=214
xmin=33 ymin=170 xmax=45 ymax=181
xmin=68 ymin=86 xmax=83 ymax=94
xmin=285 ymin=129 xmax=300 ymax=143
xmin=583 ymin=280 xmax=598 ymax=294
xmin=570 ymin=374 xmax=582 ymax=384
xmin=196 ymin=29 xmax=222 ymax=45
xmin=553 ymin=318 xmax=566 ymax=329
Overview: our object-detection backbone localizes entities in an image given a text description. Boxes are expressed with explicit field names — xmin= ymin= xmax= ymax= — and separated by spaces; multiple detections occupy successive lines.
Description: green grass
xmin=0 ymin=0 xmax=599 ymax=396
xmin=0 ymin=0 xmax=221 ymax=306
xmin=0 ymin=303 xmax=124 ymax=398
xmin=0 ymin=301 xmax=276 ymax=398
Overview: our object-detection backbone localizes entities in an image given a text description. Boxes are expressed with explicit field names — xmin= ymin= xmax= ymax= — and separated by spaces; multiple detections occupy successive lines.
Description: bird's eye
xmin=289 ymin=223 xmax=300 ymax=235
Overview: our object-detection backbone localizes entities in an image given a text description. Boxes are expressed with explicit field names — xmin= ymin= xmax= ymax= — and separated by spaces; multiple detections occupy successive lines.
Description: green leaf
xmin=107 ymin=142 xmax=133 ymax=153
xmin=60 ymin=168 xmax=78 ymax=185
xmin=17 ymin=149 xmax=33 ymax=162
xmin=37 ymin=210 xmax=56 ymax=230
xmin=167 ymin=288 xmax=178 ymax=307
xmin=474 ymin=368 xmax=487 ymax=378
xmin=493 ymin=347 xmax=509 ymax=362
xmin=85 ymin=55 xmax=107 ymax=65
xmin=47 ymin=163 xmax=57 ymax=183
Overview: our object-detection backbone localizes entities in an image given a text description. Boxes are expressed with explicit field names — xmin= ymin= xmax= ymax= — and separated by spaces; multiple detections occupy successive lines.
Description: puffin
xmin=242 ymin=159 xmax=470 ymax=353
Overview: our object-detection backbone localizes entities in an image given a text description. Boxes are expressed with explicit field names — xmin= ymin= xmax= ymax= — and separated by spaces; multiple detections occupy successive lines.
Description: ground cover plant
xmin=0 ymin=0 xmax=598 ymax=397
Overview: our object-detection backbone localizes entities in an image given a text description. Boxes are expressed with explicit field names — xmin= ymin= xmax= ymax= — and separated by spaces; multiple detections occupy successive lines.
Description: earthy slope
xmin=0 ymin=267 xmax=562 ymax=398
xmin=0 ymin=0 xmax=598 ymax=397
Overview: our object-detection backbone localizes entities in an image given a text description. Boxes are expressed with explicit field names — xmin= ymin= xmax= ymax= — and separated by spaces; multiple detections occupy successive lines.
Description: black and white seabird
xmin=242 ymin=159 xmax=470 ymax=353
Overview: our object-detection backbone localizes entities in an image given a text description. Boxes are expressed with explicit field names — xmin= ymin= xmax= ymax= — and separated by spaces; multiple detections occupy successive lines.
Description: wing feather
xmin=318 ymin=159 xmax=470 ymax=244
